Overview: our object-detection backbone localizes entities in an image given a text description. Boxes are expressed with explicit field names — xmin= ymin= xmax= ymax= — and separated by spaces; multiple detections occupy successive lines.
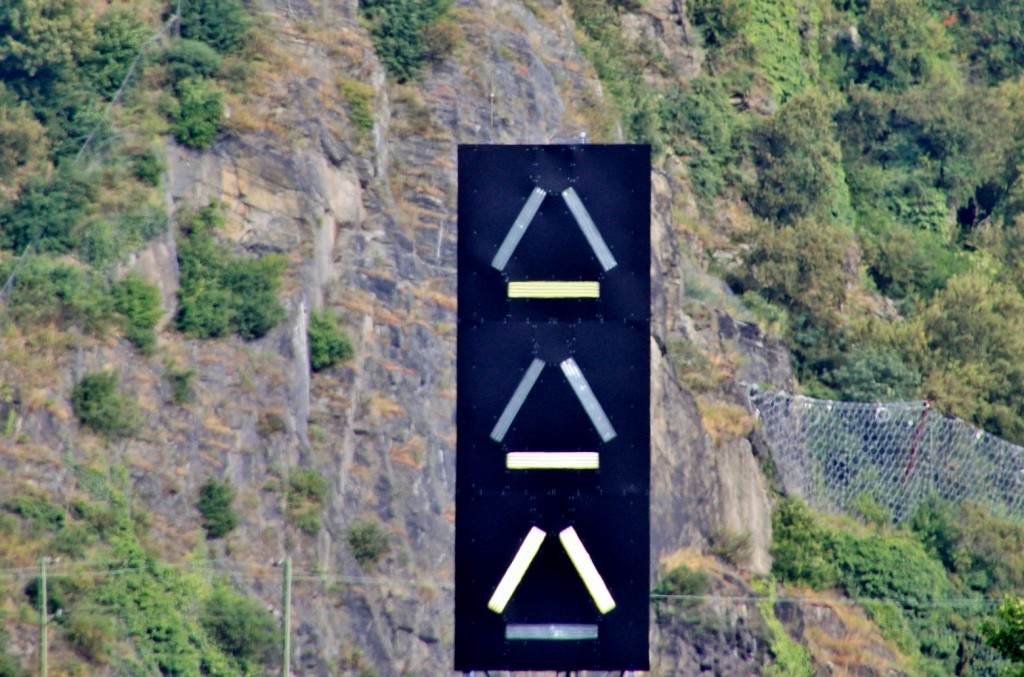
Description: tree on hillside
xmin=984 ymin=596 xmax=1024 ymax=675
xmin=748 ymin=89 xmax=851 ymax=224
xmin=914 ymin=263 xmax=1024 ymax=442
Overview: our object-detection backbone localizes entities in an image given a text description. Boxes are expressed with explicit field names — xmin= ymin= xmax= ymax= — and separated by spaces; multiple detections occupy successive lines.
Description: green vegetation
xmin=0 ymin=0 xmax=256 ymax=355
xmin=164 ymin=363 xmax=197 ymax=404
xmin=708 ymin=529 xmax=752 ymax=566
xmin=652 ymin=564 xmax=711 ymax=600
xmin=71 ymin=371 xmax=139 ymax=439
xmin=0 ymin=624 xmax=24 ymax=677
xmin=201 ymin=582 xmax=278 ymax=672
xmin=2 ymin=256 xmax=113 ymax=333
xmin=569 ymin=0 xmax=664 ymax=145
xmin=94 ymin=520 xmax=250 ymax=674
xmin=0 ymin=166 xmax=97 ymax=254
xmin=772 ymin=497 xmax=1012 ymax=673
xmin=176 ymin=202 xmax=287 ymax=340
xmin=0 ymin=84 xmax=47 ymax=182
xmin=179 ymin=0 xmax=253 ymax=54
xmin=167 ymin=75 xmax=224 ymax=150
xmin=197 ymin=478 xmax=239 ymax=539
xmin=112 ymin=273 xmax=164 ymax=354
xmin=747 ymin=89 xmax=850 ymax=225
xmin=163 ymin=39 xmax=223 ymax=82
xmin=3 ymin=0 xmax=1024 ymax=673
xmin=287 ymin=468 xmax=330 ymax=535
xmin=753 ymin=576 xmax=814 ymax=677
xmin=659 ymin=77 xmax=747 ymax=199
xmin=257 ymin=410 xmax=287 ymax=437
xmin=687 ymin=0 xmax=751 ymax=48
xmin=309 ymin=309 xmax=354 ymax=371
xmin=0 ymin=0 xmax=116 ymax=160
xmin=602 ymin=0 xmax=1024 ymax=443
xmin=4 ymin=494 xmax=66 ymax=533
xmin=984 ymin=596 xmax=1024 ymax=675
xmin=0 ymin=465 xmax=278 ymax=675
xmin=347 ymin=519 xmax=390 ymax=569
xmin=358 ymin=0 xmax=459 ymax=82
xmin=162 ymin=0 xmax=255 ymax=149
xmin=79 ymin=208 xmax=170 ymax=271
xmin=339 ymin=77 xmax=376 ymax=134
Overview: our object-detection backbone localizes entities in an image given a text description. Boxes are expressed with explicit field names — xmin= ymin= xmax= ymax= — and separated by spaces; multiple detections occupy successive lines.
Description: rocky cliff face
xmin=2 ymin=0 xmax=798 ymax=674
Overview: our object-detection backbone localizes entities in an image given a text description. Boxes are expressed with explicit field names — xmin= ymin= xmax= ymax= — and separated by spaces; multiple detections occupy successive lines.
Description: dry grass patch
xmin=222 ymin=92 xmax=287 ymax=136
xmin=659 ymin=548 xmax=723 ymax=576
xmin=361 ymin=267 xmax=396 ymax=282
xmin=374 ymin=305 xmax=404 ymax=327
xmin=383 ymin=361 xmax=418 ymax=378
xmin=202 ymin=414 xmax=235 ymax=438
xmin=783 ymin=588 xmax=909 ymax=676
xmin=124 ymin=452 xmax=157 ymax=473
xmin=367 ymin=394 xmax=402 ymax=420
xmin=416 ymin=289 xmax=456 ymax=312
xmin=1 ymin=442 xmax=62 ymax=468
xmin=696 ymin=397 xmax=755 ymax=446
xmin=390 ymin=436 xmax=426 ymax=469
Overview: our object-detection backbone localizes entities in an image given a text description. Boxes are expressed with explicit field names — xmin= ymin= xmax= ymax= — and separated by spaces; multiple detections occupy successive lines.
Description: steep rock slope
xmin=0 ymin=0 xmax=797 ymax=674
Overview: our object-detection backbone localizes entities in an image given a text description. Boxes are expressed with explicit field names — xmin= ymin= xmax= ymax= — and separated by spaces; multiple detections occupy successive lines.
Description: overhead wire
xmin=0 ymin=558 xmax=1009 ymax=609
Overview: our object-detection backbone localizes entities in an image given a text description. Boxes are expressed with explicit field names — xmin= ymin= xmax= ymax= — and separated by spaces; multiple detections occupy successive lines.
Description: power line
xmin=0 ymin=558 xmax=1011 ymax=610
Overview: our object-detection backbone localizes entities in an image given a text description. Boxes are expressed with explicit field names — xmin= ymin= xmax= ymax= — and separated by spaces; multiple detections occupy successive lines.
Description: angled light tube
xmin=558 ymin=526 xmax=616 ymax=614
xmin=488 ymin=526 xmax=546 ymax=614
xmin=507 ymin=281 xmax=600 ymax=298
xmin=560 ymin=358 xmax=616 ymax=442
xmin=490 ymin=358 xmax=546 ymax=443
xmin=506 ymin=624 xmax=599 ymax=641
xmin=506 ymin=451 xmax=600 ymax=470
xmin=561 ymin=187 xmax=617 ymax=271
xmin=491 ymin=187 xmax=547 ymax=271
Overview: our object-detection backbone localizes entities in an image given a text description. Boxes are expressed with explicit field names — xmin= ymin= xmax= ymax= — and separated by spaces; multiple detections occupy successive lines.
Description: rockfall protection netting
xmin=746 ymin=389 xmax=1024 ymax=524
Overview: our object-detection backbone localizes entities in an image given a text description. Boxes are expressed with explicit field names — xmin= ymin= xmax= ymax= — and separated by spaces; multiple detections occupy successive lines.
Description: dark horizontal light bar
xmin=505 ymin=624 xmax=599 ymax=641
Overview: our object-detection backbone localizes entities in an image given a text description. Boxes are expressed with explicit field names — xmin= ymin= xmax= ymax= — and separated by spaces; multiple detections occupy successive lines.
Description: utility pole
xmin=39 ymin=557 xmax=47 ymax=677
xmin=282 ymin=556 xmax=291 ymax=677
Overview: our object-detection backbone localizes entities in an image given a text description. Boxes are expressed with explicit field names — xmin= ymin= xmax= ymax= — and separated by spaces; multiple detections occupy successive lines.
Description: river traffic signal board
xmin=455 ymin=144 xmax=650 ymax=671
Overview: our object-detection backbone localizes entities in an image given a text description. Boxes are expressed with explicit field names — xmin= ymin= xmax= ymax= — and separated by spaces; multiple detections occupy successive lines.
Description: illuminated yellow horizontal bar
xmin=506 ymin=452 xmax=600 ymax=470
xmin=508 ymin=281 xmax=600 ymax=298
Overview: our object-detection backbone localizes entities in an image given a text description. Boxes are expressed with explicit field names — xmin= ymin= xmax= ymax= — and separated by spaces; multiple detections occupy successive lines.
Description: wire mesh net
xmin=747 ymin=389 xmax=1024 ymax=524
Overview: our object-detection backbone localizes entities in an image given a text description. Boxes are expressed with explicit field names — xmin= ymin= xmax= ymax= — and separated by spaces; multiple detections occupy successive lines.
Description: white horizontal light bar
xmin=560 ymin=358 xmax=616 ymax=442
xmin=506 ymin=624 xmax=599 ymax=641
xmin=507 ymin=281 xmax=600 ymax=298
xmin=561 ymin=187 xmax=617 ymax=272
xmin=491 ymin=187 xmax=547 ymax=271
xmin=506 ymin=451 xmax=600 ymax=470
xmin=559 ymin=527 xmax=616 ymax=614
xmin=490 ymin=358 xmax=546 ymax=443
xmin=488 ymin=526 xmax=546 ymax=614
